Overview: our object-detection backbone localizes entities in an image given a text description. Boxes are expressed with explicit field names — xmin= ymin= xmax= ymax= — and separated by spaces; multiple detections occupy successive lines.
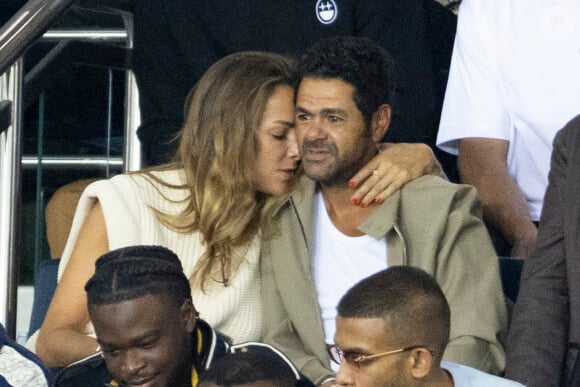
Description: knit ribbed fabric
xmin=58 ymin=169 xmax=262 ymax=343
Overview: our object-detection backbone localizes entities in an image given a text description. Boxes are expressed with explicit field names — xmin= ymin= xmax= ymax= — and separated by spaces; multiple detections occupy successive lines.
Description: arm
xmin=505 ymin=120 xmax=578 ymax=386
xmin=350 ymin=142 xmax=442 ymax=206
xmin=36 ymin=201 xmax=109 ymax=367
xmin=432 ymin=183 xmax=508 ymax=374
xmin=261 ymin=239 xmax=333 ymax=385
xmin=458 ymin=138 xmax=537 ymax=257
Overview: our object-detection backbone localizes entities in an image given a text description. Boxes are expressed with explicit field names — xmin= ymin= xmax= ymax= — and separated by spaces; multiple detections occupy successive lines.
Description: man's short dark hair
xmin=337 ymin=266 xmax=450 ymax=361
xmin=299 ymin=36 xmax=394 ymax=126
xmin=199 ymin=349 xmax=312 ymax=387
xmin=85 ymin=245 xmax=191 ymax=307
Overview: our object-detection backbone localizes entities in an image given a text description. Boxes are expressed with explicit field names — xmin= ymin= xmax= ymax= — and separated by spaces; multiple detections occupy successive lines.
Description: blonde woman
xmin=35 ymin=51 xmax=438 ymax=367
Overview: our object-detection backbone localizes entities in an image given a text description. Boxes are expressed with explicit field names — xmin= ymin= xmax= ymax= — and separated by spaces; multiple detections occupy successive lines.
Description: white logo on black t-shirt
xmin=316 ymin=0 xmax=338 ymax=24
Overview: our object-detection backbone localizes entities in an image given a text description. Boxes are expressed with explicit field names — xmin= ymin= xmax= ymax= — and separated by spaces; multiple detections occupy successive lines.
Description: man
xmin=506 ymin=114 xmax=580 ymax=386
xmin=260 ymin=36 xmax=507 ymax=385
xmin=134 ymin=0 xmax=457 ymax=179
xmin=0 ymin=323 xmax=52 ymax=386
xmin=436 ymin=0 xmax=580 ymax=257
xmin=198 ymin=350 xmax=313 ymax=387
xmin=333 ymin=266 xmax=523 ymax=387
xmin=53 ymin=245 xmax=310 ymax=387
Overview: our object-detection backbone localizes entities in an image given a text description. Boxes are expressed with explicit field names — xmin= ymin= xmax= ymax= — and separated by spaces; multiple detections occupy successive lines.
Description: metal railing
xmin=0 ymin=0 xmax=139 ymax=336
xmin=0 ymin=60 xmax=23 ymax=336
xmin=0 ymin=0 xmax=78 ymax=75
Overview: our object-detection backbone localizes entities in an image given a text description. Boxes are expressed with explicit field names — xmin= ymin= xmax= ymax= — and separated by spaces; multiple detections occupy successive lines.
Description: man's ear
xmin=180 ymin=299 xmax=197 ymax=333
xmin=407 ymin=347 xmax=434 ymax=380
xmin=370 ymin=104 xmax=391 ymax=142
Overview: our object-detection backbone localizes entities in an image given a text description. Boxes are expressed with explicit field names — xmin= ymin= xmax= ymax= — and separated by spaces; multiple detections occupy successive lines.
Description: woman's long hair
xmin=142 ymin=51 xmax=300 ymax=290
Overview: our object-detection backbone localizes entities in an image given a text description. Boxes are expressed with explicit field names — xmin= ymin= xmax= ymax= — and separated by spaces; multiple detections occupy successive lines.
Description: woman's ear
xmin=370 ymin=104 xmax=392 ymax=142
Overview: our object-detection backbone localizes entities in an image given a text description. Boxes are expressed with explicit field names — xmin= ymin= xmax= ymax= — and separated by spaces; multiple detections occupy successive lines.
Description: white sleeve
xmin=436 ymin=0 xmax=510 ymax=155
xmin=57 ymin=175 xmax=142 ymax=281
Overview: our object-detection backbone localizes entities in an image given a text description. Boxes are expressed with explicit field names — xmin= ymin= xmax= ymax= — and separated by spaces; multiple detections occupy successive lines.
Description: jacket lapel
xmin=358 ymin=189 xmax=406 ymax=266
xmin=289 ymin=176 xmax=318 ymax=272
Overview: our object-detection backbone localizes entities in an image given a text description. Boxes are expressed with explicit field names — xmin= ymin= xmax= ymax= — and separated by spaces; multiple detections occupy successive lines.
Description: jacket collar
xmin=192 ymin=318 xmax=231 ymax=373
xmin=289 ymin=174 xmax=406 ymax=265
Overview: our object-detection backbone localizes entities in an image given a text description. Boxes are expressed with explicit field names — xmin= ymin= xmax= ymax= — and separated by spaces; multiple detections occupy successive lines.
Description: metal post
xmin=121 ymin=12 xmax=142 ymax=172
xmin=0 ymin=60 xmax=23 ymax=337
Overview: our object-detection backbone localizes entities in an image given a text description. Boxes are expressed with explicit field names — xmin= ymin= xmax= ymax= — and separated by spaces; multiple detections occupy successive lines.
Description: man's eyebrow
xmin=296 ymin=107 xmax=348 ymax=116
xmin=341 ymin=346 xmax=367 ymax=354
xmin=98 ymin=331 xmax=159 ymax=348
xmin=321 ymin=108 xmax=347 ymax=116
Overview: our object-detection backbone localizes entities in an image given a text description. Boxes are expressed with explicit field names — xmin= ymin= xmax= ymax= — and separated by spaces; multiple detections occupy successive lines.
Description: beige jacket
xmin=261 ymin=175 xmax=507 ymax=384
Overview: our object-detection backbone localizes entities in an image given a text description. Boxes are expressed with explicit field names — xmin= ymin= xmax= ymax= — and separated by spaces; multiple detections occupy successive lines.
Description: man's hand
xmin=349 ymin=142 xmax=440 ymax=207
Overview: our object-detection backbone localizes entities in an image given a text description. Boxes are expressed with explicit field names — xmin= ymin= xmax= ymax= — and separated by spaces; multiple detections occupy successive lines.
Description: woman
xmin=35 ymin=51 xmax=437 ymax=367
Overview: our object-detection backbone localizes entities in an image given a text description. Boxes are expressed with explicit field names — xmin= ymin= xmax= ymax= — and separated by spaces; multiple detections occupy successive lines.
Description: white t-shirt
xmin=311 ymin=192 xmax=387 ymax=370
xmin=436 ymin=0 xmax=580 ymax=221
xmin=442 ymin=361 xmax=525 ymax=387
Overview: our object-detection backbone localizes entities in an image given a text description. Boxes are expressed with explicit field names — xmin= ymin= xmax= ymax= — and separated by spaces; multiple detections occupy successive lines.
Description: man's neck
xmin=426 ymin=367 xmax=454 ymax=387
xmin=319 ymin=183 xmax=379 ymax=237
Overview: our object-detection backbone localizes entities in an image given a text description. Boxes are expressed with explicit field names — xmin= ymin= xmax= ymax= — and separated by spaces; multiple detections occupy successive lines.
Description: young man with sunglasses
xmin=331 ymin=266 xmax=523 ymax=387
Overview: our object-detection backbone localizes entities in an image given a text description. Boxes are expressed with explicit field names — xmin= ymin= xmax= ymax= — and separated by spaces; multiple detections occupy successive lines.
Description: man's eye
xmin=102 ymin=348 xmax=120 ymax=356
xmin=343 ymin=351 xmax=364 ymax=362
xmin=139 ymin=341 xmax=155 ymax=349
xmin=273 ymin=134 xmax=287 ymax=141
xmin=297 ymin=113 xmax=310 ymax=121
xmin=328 ymin=115 xmax=342 ymax=123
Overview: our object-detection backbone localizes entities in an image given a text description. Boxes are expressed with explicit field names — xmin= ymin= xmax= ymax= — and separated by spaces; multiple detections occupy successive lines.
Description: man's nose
xmin=121 ymin=348 xmax=146 ymax=374
xmin=335 ymin=362 xmax=354 ymax=386
xmin=303 ymin=116 xmax=326 ymax=140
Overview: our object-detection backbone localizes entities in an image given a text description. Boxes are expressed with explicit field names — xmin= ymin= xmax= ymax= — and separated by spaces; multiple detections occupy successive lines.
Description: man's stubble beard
xmin=302 ymin=138 xmax=373 ymax=188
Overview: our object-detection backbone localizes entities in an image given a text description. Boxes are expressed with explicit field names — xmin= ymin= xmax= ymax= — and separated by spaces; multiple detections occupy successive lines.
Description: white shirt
xmin=311 ymin=192 xmax=387 ymax=370
xmin=442 ymin=361 xmax=525 ymax=387
xmin=436 ymin=0 xmax=580 ymax=221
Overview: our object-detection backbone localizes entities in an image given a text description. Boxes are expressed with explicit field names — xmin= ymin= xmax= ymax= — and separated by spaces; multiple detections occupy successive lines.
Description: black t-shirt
xmin=133 ymin=0 xmax=457 ymax=179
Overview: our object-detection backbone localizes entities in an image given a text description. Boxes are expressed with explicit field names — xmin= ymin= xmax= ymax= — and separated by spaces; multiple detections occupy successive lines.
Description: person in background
xmin=332 ymin=266 xmax=523 ymax=387
xmin=261 ymin=36 xmax=507 ymax=385
xmin=35 ymin=50 xmax=438 ymax=367
xmin=54 ymin=245 xmax=311 ymax=387
xmin=436 ymin=0 xmax=580 ymax=257
xmin=506 ymin=114 xmax=580 ymax=387
xmin=0 ymin=323 xmax=52 ymax=387
xmin=133 ymin=0 xmax=458 ymax=181
xmin=198 ymin=349 xmax=314 ymax=387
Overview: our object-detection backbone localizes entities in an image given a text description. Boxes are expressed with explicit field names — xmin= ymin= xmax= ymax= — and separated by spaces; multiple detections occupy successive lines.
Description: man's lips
xmin=302 ymin=147 xmax=330 ymax=161
xmin=123 ymin=375 xmax=156 ymax=387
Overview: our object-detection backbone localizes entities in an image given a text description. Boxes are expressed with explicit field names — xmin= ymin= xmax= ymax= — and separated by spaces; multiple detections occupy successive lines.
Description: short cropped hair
xmin=199 ymin=350 xmax=310 ymax=387
xmin=299 ymin=36 xmax=394 ymax=126
xmin=85 ymin=245 xmax=191 ymax=307
xmin=337 ymin=266 xmax=450 ymax=361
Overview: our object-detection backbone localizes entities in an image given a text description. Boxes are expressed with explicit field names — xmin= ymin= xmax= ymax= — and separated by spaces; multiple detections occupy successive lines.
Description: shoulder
xmin=393 ymin=177 xmax=480 ymax=224
xmin=0 ymin=325 xmax=52 ymax=386
xmin=92 ymin=169 xmax=189 ymax=203
xmin=554 ymin=114 xmax=580 ymax=147
xmin=442 ymin=361 xmax=525 ymax=387
xmin=53 ymin=353 xmax=111 ymax=387
xmin=400 ymin=175 xmax=477 ymax=201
